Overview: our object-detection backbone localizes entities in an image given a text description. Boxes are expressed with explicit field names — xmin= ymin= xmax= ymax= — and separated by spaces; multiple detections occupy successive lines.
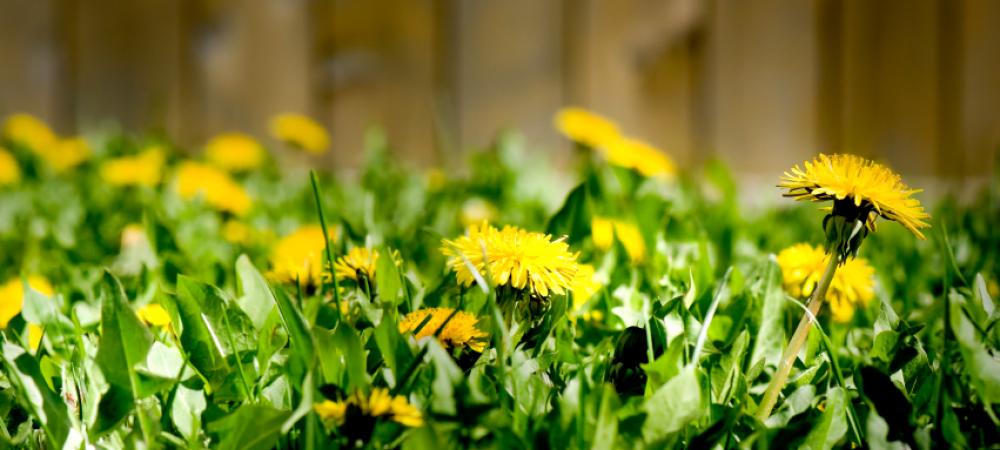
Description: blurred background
xmin=1 ymin=0 xmax=998 ymax=196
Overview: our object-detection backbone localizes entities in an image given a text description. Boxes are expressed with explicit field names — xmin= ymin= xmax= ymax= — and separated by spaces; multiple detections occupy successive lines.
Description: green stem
xmin=755 ymin=252 xmax=840 ymax=421
xmin=309 ymin=171 xmax=342 ymax=324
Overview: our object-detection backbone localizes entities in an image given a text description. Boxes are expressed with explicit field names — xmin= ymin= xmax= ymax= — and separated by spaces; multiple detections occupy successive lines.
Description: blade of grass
xmin=310 ymin=170 xmax=342 ymax=324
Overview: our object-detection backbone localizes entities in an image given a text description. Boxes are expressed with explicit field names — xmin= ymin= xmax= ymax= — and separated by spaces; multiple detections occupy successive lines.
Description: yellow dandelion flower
xmin=313 ymin=400 xmax=348 ymax=427
xmin=777 ymin=243 xmax=875 ymax=322
xmin=334 ymin=247 xmax=378 ymax=282
xmin=399 ymin=307 xmax=489 ymax=353
xmin=0 ymin=147 xmax=21 ymax=186
xmin=175 ymin=161 xmax=252 ymax=215
xmin=205 ymin=132 xmax=265 ymax=172
xmin=612 ymin=221 xmax=647 ymax=265
xmin=591 ymin=216 xmax=614 ymax=250
xmin=0 ymin=276 xmax=54 ymax=329
xmin=2 ymin=113 xmax=56 ymax=153
xmin=314 ymin=388 xmax=423 ymax=429
xmin=779 ymin=154 xmax=929 ymax=239
xmin=604 ymin=136 xmax=677 ymax=179
xmin=459 ymin=197 xmax=497 ymax=228
xmin=554 ymin=107 xmax=620 ymax=149
xmin=442 ymin=221 xmax=580 ymax=297
xmin=40 ymin=137 xmax=90 ymax=173
xmin=27 ymin=323 xmax=44 ymax=351
xmin=137 ymin=303 xmax=172 ymax=330
xmin=269 ymin=113 xmax=330 ymax=154
xmin=570 ymin=263 xmax=602 ymax=311
xmin=268 ymin=225 xmax=335 ymax=287
xmin=100 ymin=147 xmax=165 ymax=187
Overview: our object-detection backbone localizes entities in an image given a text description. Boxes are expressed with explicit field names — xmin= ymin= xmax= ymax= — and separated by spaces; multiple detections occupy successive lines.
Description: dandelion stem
xmin=755 ymin=251 xmax=840 ymax=421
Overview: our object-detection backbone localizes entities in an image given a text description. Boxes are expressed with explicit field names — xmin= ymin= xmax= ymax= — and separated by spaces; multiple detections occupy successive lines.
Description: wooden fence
xmin=1 ymin=0 xmax=998 ymax=183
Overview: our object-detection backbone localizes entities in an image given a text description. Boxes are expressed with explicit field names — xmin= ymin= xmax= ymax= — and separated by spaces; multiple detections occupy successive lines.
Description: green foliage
xmin=0 ymin=126 xmax=997 ymax=449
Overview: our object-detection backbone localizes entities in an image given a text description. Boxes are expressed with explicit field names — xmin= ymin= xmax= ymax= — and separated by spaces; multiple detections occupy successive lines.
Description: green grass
xmin=0 ymin=128 xmax=998 ymax=449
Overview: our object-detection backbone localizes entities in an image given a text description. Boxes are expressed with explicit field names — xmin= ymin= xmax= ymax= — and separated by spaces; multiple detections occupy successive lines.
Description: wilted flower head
xmin=442 ymin=221 xmax=580 ymax=297
xmin=100 ymin=147 xmax=165 ymax=187
xmin=0 ymin=148 xmax=21 ymax=186
xmin=268 ymin=225 xmax=335 ymax=288
xmin=175 ymin=161 xmax=252 ymax=215
xmin=779 ymin=154 xmax=929 ymax=239
xmin=777 ymin=243 xmax=875 ymax=322
xmin=2 ymin=113 xmax=56 ymax=153
xmin=0 ymin=276 xmax=53 ymax=329
xmin=398 ymin=307 xmax=488 ymax=352
xmin=269 ymin=113 xmax=330 ymax=154
xmin=554 ymin=107 xmax=620 ymax=150
xmin=205 ymin=132 xmax=265 ymax=172
xmin=313 ymin=388 xmax=423 ymax=429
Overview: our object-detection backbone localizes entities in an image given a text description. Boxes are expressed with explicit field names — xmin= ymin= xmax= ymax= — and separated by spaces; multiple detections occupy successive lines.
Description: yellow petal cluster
xmin=100 ymin=147 xmax=165 ymax=187
xmin=137 ymin=303 xmax=172 ymax=331
xmin=554 ymin=107 xmax=620 ymax=150
xmin=269 ymin=113 xmax=330 ymax=154
xmin=604 ymin=136 xmax=677 ymax=179
xmin=779 ymin=154 xmax=929 ymax=239
xmin=570 ymin=263 xmax=602 ymax=310
xmin=591 ymin=216 xmax=646 ymax=264
xmin=777 ymin=243 xmax=876 ymax=322
xmin=268 ymin=225 xmax=335 ymax=287
xmin=334 ymin=247 xmax=379 ymax=282
xmin=2 ymin=113 xmax=56 ymax=152
xmin=28 ymin=324 xmax=44 ymax=351
xmin=554 ymin=107 xmax=676 ymax=179
xmin=0 ymin=276 xmax=54 ymax=329
xmin=0 ymin=147 xmax=21 ymax=186
xmin=205 ymin=133 xmax=265 ymax=172
xmin=175 ymin=161 xmax=252 ymax=215
xmin=442 ymin=221 xmax=580 ymax=297
xmin=40 ymin=137 xmax=91 ymax=173
xmin=313 ymin=388 xmax=423 ymax=429
xmin=398 ymin=307 xmax=489 ymax=352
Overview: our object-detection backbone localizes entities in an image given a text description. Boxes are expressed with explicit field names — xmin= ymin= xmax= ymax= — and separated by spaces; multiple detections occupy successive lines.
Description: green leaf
xmin=210 ymin=404 xmax=290 ymax=450
xmin=20 ymin=283 xmax=61 ymax=327
xmin=949 ymin=292 xmax=1000 ymax=404
xmin=171 ymin=385 xmax=206 ymax=441
xmin=0 ymin=343 xmax=71 ymax=448
xmin=641 ymin=366 xmax=703 ymax=444
xmin=236 ymin=255 xmax=279 ymax=330
xmin=750 ymin=260 xmax=785 ymax=369
xmin=271 ymin=286 xmax=316 ymax=374
xmin=376 ymin=247 xmax=402 ymax=305
xmin=591 ymin=385 xmax=620 ymax=450
xmin=93 ymin=272 xmax=154 ymax=435
xmin=545 ymin=180 xmax=591 ymax=244
xmin=804 ymin=387 xmax=848 ymax=450
xmin=175 ymin=275 xmax=231 ymax=391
